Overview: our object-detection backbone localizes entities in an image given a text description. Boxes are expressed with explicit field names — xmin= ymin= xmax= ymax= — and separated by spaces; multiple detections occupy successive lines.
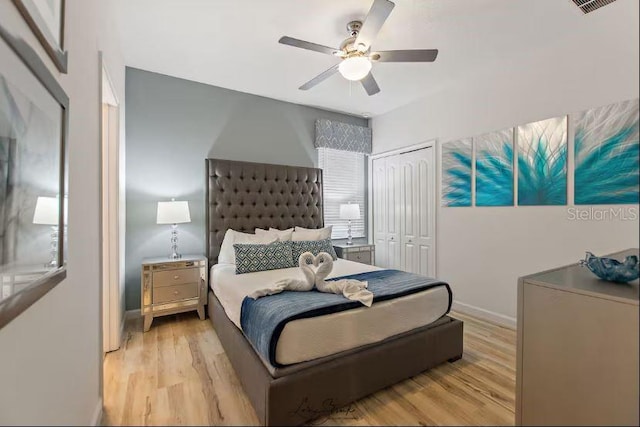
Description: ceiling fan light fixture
xmin=338 ymin=56 xmax=372 ymax=81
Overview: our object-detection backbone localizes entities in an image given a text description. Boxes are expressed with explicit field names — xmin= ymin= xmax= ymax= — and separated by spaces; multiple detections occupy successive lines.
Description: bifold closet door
xmin=373 ymin=147 xmax=435 ymax=275
xmin=372 ymin=155 xmax=401 ymax=269
xmin=372 ymin=157 xmax=387 ymax=267
xmin=400 ymin=153 xmax=417 ymax=273
xmin=400 ymin=148 xmax=435 ymax=276
xmin=385 ymin=155 xmax=401 ymax=269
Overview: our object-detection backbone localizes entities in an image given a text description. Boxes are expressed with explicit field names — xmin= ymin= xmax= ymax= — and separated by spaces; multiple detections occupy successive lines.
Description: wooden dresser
xmin=516 ymin=248 xmax=639 ymax=426
xmin=141 ymin=255 xmax=207 ymax=332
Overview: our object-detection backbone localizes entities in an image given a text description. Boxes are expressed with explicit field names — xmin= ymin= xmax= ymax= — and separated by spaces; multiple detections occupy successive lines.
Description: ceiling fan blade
xmin=361 ymin=72 xmax=380 ymax=96
xmin=279 ymin=36 xmax=339 ymax=56
xmin=355 ymin=0 xmax=396 ymax=51
xmin=370 ymin=49 xmax=439 ymax=62
xmin=299 ymin=64 xmax=340 ymax=90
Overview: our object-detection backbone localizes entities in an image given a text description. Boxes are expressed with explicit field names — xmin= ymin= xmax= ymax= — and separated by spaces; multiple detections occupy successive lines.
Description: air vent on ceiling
xmin=571 ymin=0 xmax=617 ymax=14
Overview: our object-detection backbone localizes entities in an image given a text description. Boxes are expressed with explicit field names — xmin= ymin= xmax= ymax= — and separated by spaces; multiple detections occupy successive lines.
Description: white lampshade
xmin=338 ymin=57 xmax=372 ymax=81
xmin=33 ymin=197 xmax=59 ymax=225
xmin=340 ymin=203 xmax=361 ymax=220
xmin=157 ymin=201 xmax=191 ymax=224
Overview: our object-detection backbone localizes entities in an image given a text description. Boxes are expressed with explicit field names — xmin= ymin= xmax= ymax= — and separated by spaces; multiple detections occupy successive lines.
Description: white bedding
xmin=211 ymin=259 xmax=450 ymax=365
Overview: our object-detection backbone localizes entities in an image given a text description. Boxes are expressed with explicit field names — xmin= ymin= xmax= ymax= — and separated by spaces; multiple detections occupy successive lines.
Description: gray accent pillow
xmin=291 ymin=239 xmax=337 ymax=262
xmin=233 ymin=241 xmax=295 ymax=274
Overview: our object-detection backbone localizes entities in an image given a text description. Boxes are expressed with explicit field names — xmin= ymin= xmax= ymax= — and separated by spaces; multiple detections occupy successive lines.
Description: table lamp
xmin=339 ymin=203 xmax=360 ymax=246
xmin=157 ymin=200 xmax=191 ymax=259
xmin=33 ymin=196 xmax=60 ymax=268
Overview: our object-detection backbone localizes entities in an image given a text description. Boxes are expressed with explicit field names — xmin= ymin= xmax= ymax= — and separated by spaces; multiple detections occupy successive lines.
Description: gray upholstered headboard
xmin=205 ymin=159 xmax=324 ymax=265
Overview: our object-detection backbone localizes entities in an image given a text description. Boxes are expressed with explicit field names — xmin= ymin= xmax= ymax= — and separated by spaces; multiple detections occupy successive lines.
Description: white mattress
xmin=211 ymin=259 xmax=450 ymax=365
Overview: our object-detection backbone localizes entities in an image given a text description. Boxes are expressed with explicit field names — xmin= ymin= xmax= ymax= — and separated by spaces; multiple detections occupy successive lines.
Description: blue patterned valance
xmin=315 ymin=119 xmax=372 ymax=154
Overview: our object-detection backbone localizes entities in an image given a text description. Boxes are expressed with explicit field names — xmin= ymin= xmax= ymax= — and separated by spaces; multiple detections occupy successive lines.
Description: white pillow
xmin=292 ymin=226 xmax=332 ymax=241
xmin=267 ymin=227 xmax=294 ymax=241
xmin=218 ymin=229 xmax=277 ymax=264
xmin=254 ymin=228 xmax=293 ymax=241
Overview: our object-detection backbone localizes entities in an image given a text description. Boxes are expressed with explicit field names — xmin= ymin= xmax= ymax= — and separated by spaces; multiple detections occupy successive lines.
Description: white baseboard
xmin=91 ymin=398 xmax=103 ymax=426
xmin=125 ymin=309 xmax=141 ymax=320
xmin=451 ymin=300 xmax=517 ymax=330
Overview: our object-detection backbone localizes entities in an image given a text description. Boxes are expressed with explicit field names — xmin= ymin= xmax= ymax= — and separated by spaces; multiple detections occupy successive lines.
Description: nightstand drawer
xmin=153 ymin=283 xmax=199 ymax=304
xmin=153 ymin=268 xmax=200 ymax=287
xmin=345 ymin=251 xmax=372 ymax=265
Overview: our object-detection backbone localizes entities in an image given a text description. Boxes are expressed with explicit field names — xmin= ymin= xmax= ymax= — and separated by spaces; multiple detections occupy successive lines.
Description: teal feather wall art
xmin=442 ymin=139 xmax=472 ymax=207
xmin=574 ymin=99 xmax=639 ymax=205
xmin=475 ymin=129 xmax=514 ymax=206
xmin=517 ymin=116 xmax=568 ymax=206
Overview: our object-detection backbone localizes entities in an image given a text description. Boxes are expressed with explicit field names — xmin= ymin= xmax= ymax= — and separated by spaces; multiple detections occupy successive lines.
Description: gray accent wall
xmin=125 ymin=68 xmax=367 ymax=309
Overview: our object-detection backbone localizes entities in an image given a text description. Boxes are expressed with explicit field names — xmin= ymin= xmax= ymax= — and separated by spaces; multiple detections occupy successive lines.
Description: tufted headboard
xmin=205 ymin=159 xmax=324 ymax=265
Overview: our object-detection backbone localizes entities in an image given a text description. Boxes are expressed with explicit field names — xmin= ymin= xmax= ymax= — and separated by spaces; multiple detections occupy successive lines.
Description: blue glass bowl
xmin=579 ymin=251 xmax=640 ymax=283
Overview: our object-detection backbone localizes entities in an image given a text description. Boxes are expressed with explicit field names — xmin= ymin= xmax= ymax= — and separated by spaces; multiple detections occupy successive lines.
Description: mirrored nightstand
xmin=332 ymin=239 xmax=375 ymax=265
xmin=141 ymin=255 xmax=207 ymax=332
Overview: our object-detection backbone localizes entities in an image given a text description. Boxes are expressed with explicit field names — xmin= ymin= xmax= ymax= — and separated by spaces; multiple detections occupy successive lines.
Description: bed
xmin=205 ymin=158 xmax=463 ymax=426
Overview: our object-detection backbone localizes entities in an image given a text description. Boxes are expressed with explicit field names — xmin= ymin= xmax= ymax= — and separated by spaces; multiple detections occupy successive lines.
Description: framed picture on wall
xmin=12 ymin=0 xmax=68 ymax=73
xmin=0 ymin=21 xmax=69 ymax=330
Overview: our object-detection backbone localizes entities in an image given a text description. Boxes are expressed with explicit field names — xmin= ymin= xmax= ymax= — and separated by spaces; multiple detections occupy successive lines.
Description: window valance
xmin=315 ymin=119 xmax=372 ymax=154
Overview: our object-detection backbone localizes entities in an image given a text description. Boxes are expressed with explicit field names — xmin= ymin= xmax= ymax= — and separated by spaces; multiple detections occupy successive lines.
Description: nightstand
xmin=141 ymin=255 xmax=207 ymax=332
xmin=333 ymin=240 xmax=375 ymax=265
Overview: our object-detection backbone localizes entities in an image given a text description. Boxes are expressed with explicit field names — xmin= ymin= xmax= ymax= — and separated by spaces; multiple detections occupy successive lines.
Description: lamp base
xmin=44 ymin=259 xmax=58 ymax=269
xmin=45 ymin=225 xmax=59 ymax=269
xmin=169 ymin=224 xmax=181 ymax=260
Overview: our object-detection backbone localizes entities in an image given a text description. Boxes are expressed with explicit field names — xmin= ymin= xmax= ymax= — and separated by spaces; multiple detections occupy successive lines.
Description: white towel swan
xmin=247 ymin=252 xmax=316 ymax=298
xmin=313 ymin=252 xmax=373 ymax=307
xmin=248 ymin=251 xmax=373 ymax=307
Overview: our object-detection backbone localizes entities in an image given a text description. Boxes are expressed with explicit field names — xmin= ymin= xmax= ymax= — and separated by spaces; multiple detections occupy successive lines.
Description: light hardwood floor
xmin=103 ymin=311 xmax=516 ymax=426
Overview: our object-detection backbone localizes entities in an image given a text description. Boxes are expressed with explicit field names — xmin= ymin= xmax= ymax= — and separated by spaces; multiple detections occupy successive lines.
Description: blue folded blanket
xmin=240 ymin=269 xmax=452 ymax=366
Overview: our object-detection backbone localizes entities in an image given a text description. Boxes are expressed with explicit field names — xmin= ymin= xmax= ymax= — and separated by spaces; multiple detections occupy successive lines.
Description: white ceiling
xmin=114 ymin=0 xmax=619 ymax=117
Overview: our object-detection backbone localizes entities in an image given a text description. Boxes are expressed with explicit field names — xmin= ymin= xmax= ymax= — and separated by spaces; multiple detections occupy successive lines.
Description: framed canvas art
xmin=13 ymin=0 xmax=68 ymax=73
xmin=0 ymin=23 xmax=68 ymax=330
xmin=475 ymin=129 xmax=514 ymax=207
xmin=517 ymin=116 xmax=568 ymax=206
xmin=574 ymin=99 xmax=639 ymax=205
xmin=442 ymin=139 xmax=472 ymax=207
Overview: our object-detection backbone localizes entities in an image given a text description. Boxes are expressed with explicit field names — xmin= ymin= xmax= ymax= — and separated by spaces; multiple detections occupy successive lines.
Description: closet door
xmin=372 ymin=157 xmax=387 ymax=267
xmin=400 ymin=153 xmax=418 ymax=273
xmin=385 ymin=155 xmax=401 ymax=269
xmin=398 ymin=147 xmax=436 ymax=276
xmin=372 ymin=148 xmax=434 ymax=274
xmin=413 ymin=148 xmax=435 ymax=276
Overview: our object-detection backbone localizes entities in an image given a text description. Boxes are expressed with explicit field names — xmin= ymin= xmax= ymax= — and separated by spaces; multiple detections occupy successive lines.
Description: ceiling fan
xmin=278 ymin=0 xmax=438 ymax=96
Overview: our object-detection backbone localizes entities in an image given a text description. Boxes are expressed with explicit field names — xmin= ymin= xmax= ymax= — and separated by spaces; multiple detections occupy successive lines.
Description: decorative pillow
xmin=234 ymin=241 xmax=295 ymax=274
xmin=291 ymin=238 xmax=337 ymax=261
xmin=255 ymin=227 xmax=294 ymax=241
xmin=218 ymin=229 xmax=277 ymax=264
xmin=292 ymin=226 xmax=333 ymax=241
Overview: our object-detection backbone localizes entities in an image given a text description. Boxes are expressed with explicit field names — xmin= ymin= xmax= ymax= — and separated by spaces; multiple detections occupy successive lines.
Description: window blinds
xmin=318 ymin=147 xmax=366 ymax=239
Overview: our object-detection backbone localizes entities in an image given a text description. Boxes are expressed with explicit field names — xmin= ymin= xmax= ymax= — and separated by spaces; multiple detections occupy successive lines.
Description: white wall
xmin=372 ymin=1 xmax=639 ymax=325
xmin=0 ymin=0 xmax=125 ymax=424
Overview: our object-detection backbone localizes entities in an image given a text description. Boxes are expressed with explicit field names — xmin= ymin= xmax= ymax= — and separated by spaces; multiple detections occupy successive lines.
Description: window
xmin=318 ymin=147 xmax=366 ymax=239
